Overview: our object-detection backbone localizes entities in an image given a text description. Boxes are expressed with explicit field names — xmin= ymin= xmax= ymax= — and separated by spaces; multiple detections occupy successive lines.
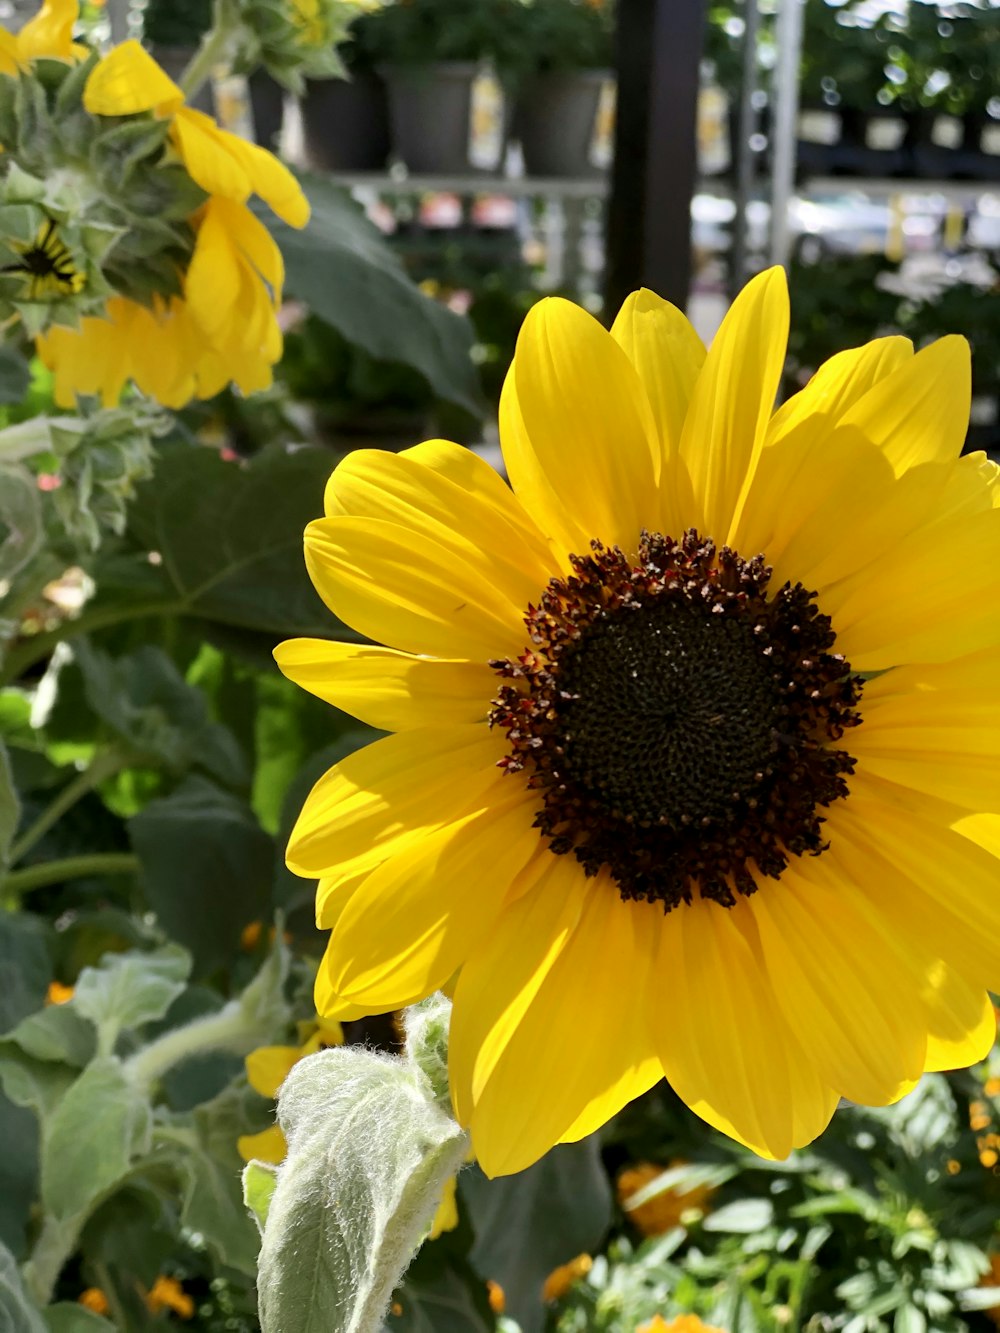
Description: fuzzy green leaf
xmin=43 ymin=1305 xmax=114 ymax=1332
xmin=243 ymin=1161 xmax=278 ymax=1235
xmin=0 ymin=1237 xmax=46 ymax=1333
xmin=41 ymin=1057 xmax=151 ymax=1221
xmin=72 ymin=946 xmax=191 ymax=1050
xmin=256 ymin=1044 xmax=469 ymax=1333
xmin=0 ymin=462 xmax=42 ymax=583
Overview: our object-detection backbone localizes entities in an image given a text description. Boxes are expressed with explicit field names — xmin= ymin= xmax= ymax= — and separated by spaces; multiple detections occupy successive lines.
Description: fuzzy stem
xmin=178 ymin=0 xmax=242 ymax=101
xmin=23 ymin=1213 xmax=86 ymax=1307
xmin=8 ymin=749 xmax=130 ymax=866
xmin=2 ymin=851 xmax=140 ymax=898
xmin=125 ymin=1000 xmax=265 ymax=1090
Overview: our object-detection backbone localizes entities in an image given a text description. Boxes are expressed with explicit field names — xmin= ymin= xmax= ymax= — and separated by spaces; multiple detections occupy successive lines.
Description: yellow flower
xmin=279 ymin=268 xmax=1000 ymax=1177
xmin=77 ymin=1288 xmax=109 ymax=1315
xmin=0 ymin=0 xmax=80 ymax=73
xmin=638 ymin=1318 xmax=726 ymax=1333
xmin=617 ymin=1161 xmax=715 ymax=1235
xmin=542 ymin=1254 xmax=592 ymax=1303
xmin=45 ymin=980 xmax=74 ymax=1005
xmin=146 ymin=1275 xmax=194 ymax=1319
xmin=35 ymin=38 xmax=308 ymax=408
xmin=237 ymin=1016 xmax=344 ymax=1163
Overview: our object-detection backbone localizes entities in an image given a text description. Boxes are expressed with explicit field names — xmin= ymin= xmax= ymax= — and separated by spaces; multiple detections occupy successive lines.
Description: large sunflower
xmin=278 ymin=268 xmax=1000 ymax=1177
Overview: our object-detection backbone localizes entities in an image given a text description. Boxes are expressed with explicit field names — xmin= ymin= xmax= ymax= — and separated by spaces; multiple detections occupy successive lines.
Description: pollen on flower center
xmin=489 ymin=530 xmax=864 ymax=910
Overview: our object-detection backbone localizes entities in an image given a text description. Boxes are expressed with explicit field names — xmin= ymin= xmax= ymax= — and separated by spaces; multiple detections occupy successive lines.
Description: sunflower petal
xmin=652 ymin=898 xmax=839 ymax=1159
xmin=304 ymin=515 xmax=528 ymax=661
xmin=83 ymin=39 xmax=184 ymax=115
xmin=273 ymin=639 xmax=493 ymax=730
xmin=171 ymin=107 xmax=253 ymax=203
xmin=237 ymin=1124 xmax=287 ymax=1164
xmin=500 ymin=297 xmax=660 ymax=558
xmin=678 ymin=266 xmax=789 ymax=545
xmin=326 ymin=787 xmax=540 ymax=1008
xmin=455 ymin=867 xmax=660 ymax=1177
xmin=245 ymin=1045 xmax=301 ymax=1099
xmin=921 ymin=971 xmax=996 ymax=1073
xmin=610 ymin=288 xmax=706 ymax=457
xmin=838 ymin=335 xmax=971 ymax=474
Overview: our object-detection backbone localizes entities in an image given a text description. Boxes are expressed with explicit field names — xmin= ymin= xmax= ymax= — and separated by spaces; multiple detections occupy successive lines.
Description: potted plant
xmin=363 ymin=0 xmax=522 ymax=174
xmin=511 ymin=0 xmax=616 ymax=178
xmin=141 ymin=0 xmax=215 ymax=113
xmin=300 ymin=10 xmax=392 ymax=172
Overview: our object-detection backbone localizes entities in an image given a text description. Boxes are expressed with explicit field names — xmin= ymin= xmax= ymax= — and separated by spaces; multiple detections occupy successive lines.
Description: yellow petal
xmin=221 ymin=132 xmax=311 ymax=228
xmin=273 ymin=639 xmax=493 ymax=731
xmin=16 ymin=0 xmax=79 ymax=62
xmin=304 ymin=515 xmax=528 ymax=662
xmin=851 ymin=650 xmax=1000 ymax=810
xmin=323 ymin=446 xmax=554 ymax=610
xmin=653 ymin=897 xmax=839 ymax=1160
xmin=750 ymin=862 xmax=929 ymax=1107
xmin=610 ymin=288 xmax=706 ymax=458
xmin=245 ymin=1045 xmax=301 ymax=1098
xmin=236 ymin=1124 xmax=287 ymax=1165
xmin=0 ymin=31 xmax=20 ymax=74
xmin=428 ymin=1176 xmax=459 ymax=1239
xmin=837 ymin=336 xmax=971 ymax=475
xmin=678 ymin=266 xmax=789 ymax=545
xmin=823 ymin=505 xmax=1000 ymax=669
xmin=456 ymin=867 xmax=662 ymax=1178
xmin=314 ymin=932 xmax=382 ymax=1021
xmin=286 ymin=725 xmax=505 ymax=880
xmin=171 ymin=107 xmax=253 ymax=203
xmin=921 ymin=971 xmax=996 ymax=1073
xmin=327 ymin=787 xmax=540 ymax=1009
xmin=766 ymin=335 xmax=912 ymax=449
xmin=83 ymin=40 xmax=184 ymax=116
xmin=499 ymin=296 xmax=660 ymax=559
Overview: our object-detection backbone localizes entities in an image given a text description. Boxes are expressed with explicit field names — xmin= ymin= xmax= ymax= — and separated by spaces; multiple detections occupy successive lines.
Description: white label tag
xmin=798 ymin=109 xmax=840 ymax=145
xmin=866 ymin=116 xmax=905 ymax=149
xmin=469 ymin=69 xmax=505 ymax=170
xmin=590 ymin=79 xmax=616 ymax=169
xmin=931 ymin=115 xmax=962 ymax=147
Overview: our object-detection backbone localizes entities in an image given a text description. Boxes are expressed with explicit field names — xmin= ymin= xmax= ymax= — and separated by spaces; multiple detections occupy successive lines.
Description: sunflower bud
xmin=232 ymin=0 xmax=368 ymax=91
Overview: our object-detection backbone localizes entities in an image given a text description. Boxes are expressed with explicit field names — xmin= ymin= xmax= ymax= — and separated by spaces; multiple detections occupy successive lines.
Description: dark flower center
xmin=489 ymin=530 xmax=863 ymax=910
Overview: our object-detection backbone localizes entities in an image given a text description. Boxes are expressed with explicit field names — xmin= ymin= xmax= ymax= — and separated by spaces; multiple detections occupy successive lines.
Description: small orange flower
xmin=78 ymin=1289 xmax=109 ymax=1315
xmin=986 ymin=1077 xmax=1000 ymax=1098
xmin=542 ymin=1254 xmax=592 ymax=1303
xmin=617 ymin=1161 xmax=716 ymax=1236
xmin=638 ymin=1317 xmax=727 ymax=1333
xmin=146 ymin=1276 xmax=195 ymax=1320
xmin=45 ymin=981 xmax=74 ymax=1005
xmin=486 ymin=1280 xmax=505 ymax=1315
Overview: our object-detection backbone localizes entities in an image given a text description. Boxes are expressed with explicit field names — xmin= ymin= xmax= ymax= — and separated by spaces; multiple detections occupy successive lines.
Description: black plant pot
xmin=249 ymin=69 xmax=285 ymax=149
xmin=382 ymin=63 xmax=507 ymax=174
xmin=302 ymin=73 xmax=391 ymax=171
xmin=832 ymin=105 xmax=906 ymax=176
xmin=514 ymin=70 xmax=610 ymax=178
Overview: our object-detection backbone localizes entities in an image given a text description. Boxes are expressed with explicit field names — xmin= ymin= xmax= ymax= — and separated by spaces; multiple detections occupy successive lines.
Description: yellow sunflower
xmin=0 ymin=0 xmax=80 ymax=72
xmin=35 ymin=38 xmax=308 ymax=407
xmin=278 ymin=267 xmax=1000 ymax=1177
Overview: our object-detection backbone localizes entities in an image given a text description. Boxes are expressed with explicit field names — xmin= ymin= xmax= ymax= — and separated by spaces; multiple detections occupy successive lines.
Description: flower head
xmin=617 ymin=1161 xmax=715 ymax=1235
xmin=232 ymin=0 xmax=367 ymax=91
xmin=638 ymin=1318 xmax=726 ymax=1333
xmin=146 ymin=1276 xmax=194 ymax=1320
xmin=280 ymin=268 xmax=1000 ymax=1176
xmin=0 ymin=22 xmax=309 ymax=408
xmin=542 ymin=1254 xmax=592 ymax=1303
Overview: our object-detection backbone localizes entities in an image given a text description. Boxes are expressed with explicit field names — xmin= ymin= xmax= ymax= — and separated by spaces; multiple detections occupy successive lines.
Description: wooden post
xmin=604 ymin=0 xmax=708 ymax=314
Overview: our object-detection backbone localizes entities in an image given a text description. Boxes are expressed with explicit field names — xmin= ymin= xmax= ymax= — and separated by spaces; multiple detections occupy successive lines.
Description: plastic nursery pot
xmin=514 ymin=68 xmax=611 ymax=178
xmin=381 ymin=62 xmax=508 ymax=175
xmin=146 ymin=44 xmax=215 ymax=115
xmin=302 ymin=73 xmax=391 ymax=172
xmin=249 ymin=69 xmax=285 ymax=150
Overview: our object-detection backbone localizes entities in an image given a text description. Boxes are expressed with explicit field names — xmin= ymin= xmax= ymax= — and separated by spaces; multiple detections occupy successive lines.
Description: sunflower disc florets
xmin=490 ymin=529 xmax=863 ymax=910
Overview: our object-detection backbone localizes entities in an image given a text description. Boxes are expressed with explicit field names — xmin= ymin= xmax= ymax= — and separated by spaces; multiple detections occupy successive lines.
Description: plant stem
xmin=178 ymin=0 xmax=242 ymax=101
xmin=3 ymin=851 xmax=139 ymax=897
xmin=23 ymin=1212 xmax=87 ymax=1306
xmin=125 ymin=999 xmax=265 ymax=1090
xmin=93 ymin=1259 xmax=130 ymax=1329
xmin=9 ymin=748 xmax=129 ymax=866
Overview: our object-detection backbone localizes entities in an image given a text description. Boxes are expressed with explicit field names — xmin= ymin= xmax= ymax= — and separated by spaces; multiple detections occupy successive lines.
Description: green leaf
xmin=0 ymin=1237 xmax=46 ymax=1333
xmin=461 ymin=1137 xmax=613 ymax=1333
xmin=0 ymin=1092 xmax=39 ymax=1258
xmin=72 ymin=945 xmax=190 ymax=1049
xmin=69 ymin=641 xmax=247 ymax=786
xmin=0 ymin=346 xmax=31 ymax=405
xmin=0 ymin=912 xmax=51 ymax=1034
xmin=244 ymin=1160 xmax=278 ymax=1235
xmin=89 ymin=444 xmax=341 ymax=639
xmin=44 ymin=1305 xmax=114 ymax=1332
xmin=395 ymin=1249 xmax=496 ymax=1333
xmin=41 ymin=1056 xmax=151 ymax=1221
xmin=256 ymin=1044 xmax=469 ymax=1333
xmin=0 ymin=737 xmax=20 ymax=870
xmin=2 ymin=1004 xmax=95 ymax=1067
xmin=259 ymin=176 xmax=483 ymax=418
xmin=154 ymin=1082 xmax=264 ymax=1276
xmin=128 ymin=777 xmax=273 ymax=976
xmin=702 ymin=1199 xmax=775 ymax=1233
xmin=0 ymin=461 xmax=42 ymax=583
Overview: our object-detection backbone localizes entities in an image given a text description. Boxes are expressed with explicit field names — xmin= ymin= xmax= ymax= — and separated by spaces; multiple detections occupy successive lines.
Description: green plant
xmin=514 ymin=0 xmax=615 ymax=77
xmin=799 ymin=0 xmax=892 ymax=109
xmin=355 ymin=0 xmax=530 ymax=74
xmin=141 ymin=0 xmax=214 ymax=46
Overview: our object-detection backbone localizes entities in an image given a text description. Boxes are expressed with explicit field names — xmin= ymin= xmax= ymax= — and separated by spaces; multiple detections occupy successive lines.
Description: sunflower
xmin=34 ymin=38 xmax=308 ymax=407
xmin=0 ymin=0 xmax=80 ymax=73
xmin=278 ymin=267 xmax=1000 ymax=1177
